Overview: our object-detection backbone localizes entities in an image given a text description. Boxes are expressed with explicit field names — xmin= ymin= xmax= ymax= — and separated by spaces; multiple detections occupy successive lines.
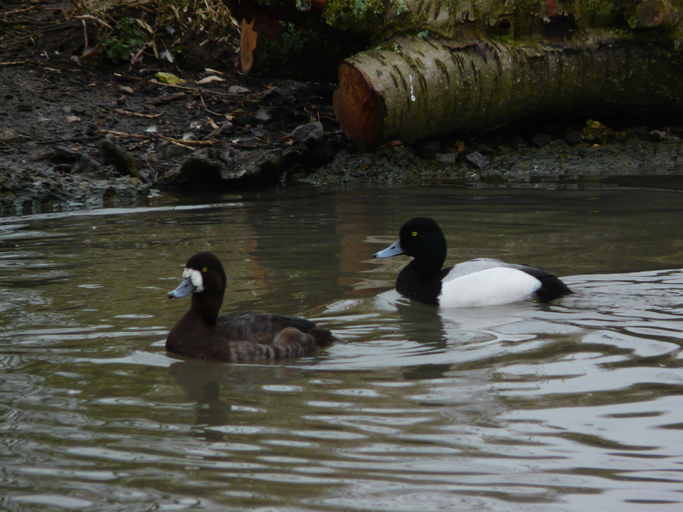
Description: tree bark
xmin=333 ymin=34 xmax=683 ymax=145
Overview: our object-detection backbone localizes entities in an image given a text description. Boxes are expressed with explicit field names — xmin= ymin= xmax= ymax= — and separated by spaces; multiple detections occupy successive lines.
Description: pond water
xmin=1 ymin=186 xmax=683 ymax=511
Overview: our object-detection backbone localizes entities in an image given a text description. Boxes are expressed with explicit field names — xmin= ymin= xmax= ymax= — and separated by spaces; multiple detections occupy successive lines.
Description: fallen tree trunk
xmin=226 ymin=0 xmax=683 ymax=144
xmin=333 ymin=35 xmax=683 ymax=145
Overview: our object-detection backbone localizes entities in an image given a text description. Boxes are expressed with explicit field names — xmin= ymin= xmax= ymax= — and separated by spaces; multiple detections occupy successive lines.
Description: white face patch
xmin=182 ymin=267 xmax=204 ymax=293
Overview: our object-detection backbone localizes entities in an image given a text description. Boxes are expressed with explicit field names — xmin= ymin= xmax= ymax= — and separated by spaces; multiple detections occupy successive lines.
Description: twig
xmin=0 ymin=61 xmax=28 ymax=66
xmin=98 ymin=129 xmax=216 ymax=148
xmin=148 ymin=79 xmax=233 ymax=98
xmin=158 ymin=135 xmax=216 ymax=146
xmin=98 ymin=129 xmax=149 ymax=139
xmin=72 ymin=14 xmax=112 ymax=30
xmin=2 ymin=5 xmax=41 ymax=18
xmin=113 ymin=108 xmax=161 ymax=119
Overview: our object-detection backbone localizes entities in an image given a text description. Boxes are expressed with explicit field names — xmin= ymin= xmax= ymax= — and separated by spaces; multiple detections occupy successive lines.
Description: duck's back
xmin=443 ymin=258 xmax=507 ymax=281
xmin=207 ymin=312 xmax=335 ymax=362
xmin=217 ymin=312 xmax=316 ymax=343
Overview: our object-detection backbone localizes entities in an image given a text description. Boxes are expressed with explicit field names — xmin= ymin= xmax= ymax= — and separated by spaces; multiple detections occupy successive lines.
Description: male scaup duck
xmin=374 ymin=217 xmax=571 ymax=308
xmin=167 ymin=252 xmax=335 ymax=362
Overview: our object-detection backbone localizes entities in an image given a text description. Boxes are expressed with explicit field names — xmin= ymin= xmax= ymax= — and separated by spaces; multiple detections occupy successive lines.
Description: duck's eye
xmin=411 ymin=231 xmax=418 ymax=237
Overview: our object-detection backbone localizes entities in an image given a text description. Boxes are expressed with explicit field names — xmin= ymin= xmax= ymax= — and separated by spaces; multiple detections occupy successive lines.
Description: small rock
xmin=208 ymin=120 xmax=233 ymax=138
xmin=71 ymin=154 xmax=100 ymax=175
xmin=255 ymin=108 xmax=272 ymax=122
xmin=228 ymin=85 xmax=250 ymax=94
xmin=465 ymin=151 xmax=490 ymax=170
xmin=52 ymin=146 xmax=80 ymax=163
xmin=0 ymin=128 xmax=19 ymax=142
xmin=167 ymin=149 xmax=225 ymax=185
xmin=163 ymin=147 xmax=284 ymax=187
xmin=289 ymin=121 xmax=323 ymax=144
xmin=98 ymin=136 xmax=138 ymax=177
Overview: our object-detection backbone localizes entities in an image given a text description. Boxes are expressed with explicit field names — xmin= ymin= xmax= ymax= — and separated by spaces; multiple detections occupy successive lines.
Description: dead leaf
xmin=196 ymin=75 xmax=225 ymax=85
xmin=154 ymin=72 xmax=185 ymax=85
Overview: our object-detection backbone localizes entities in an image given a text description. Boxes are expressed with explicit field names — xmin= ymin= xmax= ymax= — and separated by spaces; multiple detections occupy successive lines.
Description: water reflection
xmin=1 ymin=187 xmax=683 ymax=511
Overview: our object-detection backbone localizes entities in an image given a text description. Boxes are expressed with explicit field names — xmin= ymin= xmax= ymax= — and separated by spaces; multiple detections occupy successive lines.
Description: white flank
xmin=182 ymin=268 xmax=204 ymax=293
xmin=439 ymin=267 xmax=541 ymax=308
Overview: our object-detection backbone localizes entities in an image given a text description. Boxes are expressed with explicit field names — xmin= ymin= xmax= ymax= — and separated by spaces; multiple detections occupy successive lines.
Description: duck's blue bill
xmin=168 ymin=277 xmax=194 ymax=299
xmin=374 ymin=239 xmax=403 ymax=258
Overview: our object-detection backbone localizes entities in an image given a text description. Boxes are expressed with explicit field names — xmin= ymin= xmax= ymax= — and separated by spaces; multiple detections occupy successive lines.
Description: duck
xmin=374 ymin=217 xmax=571 ymax=308
xmin=166 ymin=251 xmax=336 ymax=362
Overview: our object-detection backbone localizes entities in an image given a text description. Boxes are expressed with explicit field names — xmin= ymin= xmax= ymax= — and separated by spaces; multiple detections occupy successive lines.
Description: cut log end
xmin=333 ymin=63 xmax=384 ymax=147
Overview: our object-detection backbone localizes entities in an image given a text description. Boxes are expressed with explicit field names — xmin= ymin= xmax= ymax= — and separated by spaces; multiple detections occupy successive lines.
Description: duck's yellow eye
xmin=411 ymin=231 xmax=418 ymax=237
xmin=202 ymin=266 xmax=208 ymax=273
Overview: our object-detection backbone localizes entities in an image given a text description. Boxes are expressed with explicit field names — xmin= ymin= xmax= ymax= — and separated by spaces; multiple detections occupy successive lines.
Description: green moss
xmin=322 ymin=0 xmax=397 ymax=34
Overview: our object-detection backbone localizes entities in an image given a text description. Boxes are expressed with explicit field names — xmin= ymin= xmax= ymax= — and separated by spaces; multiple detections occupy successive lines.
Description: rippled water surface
xmin=2 ymin=187 xmax=683 ymax=511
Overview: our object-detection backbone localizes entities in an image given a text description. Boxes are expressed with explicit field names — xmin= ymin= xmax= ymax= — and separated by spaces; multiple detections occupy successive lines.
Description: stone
xmin=465 ymin=151 xmax=490 ymax=170
xmin=289 ymin=121 xmax=323 ymax=144
xmin=98 ymin=137 xmax=139 ymax=177
xmin=0 ymin=128 xmax=20 ymax=142
xmin=227 ymin=85 xmax=250 ymax=94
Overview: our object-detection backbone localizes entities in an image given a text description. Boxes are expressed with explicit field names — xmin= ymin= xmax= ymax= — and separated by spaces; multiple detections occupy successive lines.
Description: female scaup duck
xmin=374 ymin=217 xmax=571 ymax=308
xmin=167 ymin=252 xmax=336 ymax=362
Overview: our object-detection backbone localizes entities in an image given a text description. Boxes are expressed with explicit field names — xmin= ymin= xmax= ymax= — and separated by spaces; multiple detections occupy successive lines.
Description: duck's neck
xmin=397 ymin=260 xmax=442 ymax=305
xmin=410 ymin=249 xmax=446 ymax=278
xmin=191 ymin=292 xmax=224 ymax=326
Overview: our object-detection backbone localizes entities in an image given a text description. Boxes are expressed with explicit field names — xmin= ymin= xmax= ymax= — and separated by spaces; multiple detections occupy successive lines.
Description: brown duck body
xmin=166 ymin=252 xmax=336 ymax=362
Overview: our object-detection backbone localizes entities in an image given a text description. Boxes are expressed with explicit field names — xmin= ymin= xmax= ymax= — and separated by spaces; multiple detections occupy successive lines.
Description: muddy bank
xmin=2 ymin=4 xmax=683 ymax=216
xmin=3 ymin=54 xmax=683 ymax=218
xmin=0 ymin=55 xmax=343 ymax=214
xmin=305 ymin=124 xmax=683 ymax=189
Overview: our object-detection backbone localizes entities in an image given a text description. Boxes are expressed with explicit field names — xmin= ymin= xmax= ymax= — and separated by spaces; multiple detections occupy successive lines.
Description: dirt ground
xmin=3 ymin=1 xmax=683 ymax=216
xmin=0 ymin=0 xmax=344 ymax=213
